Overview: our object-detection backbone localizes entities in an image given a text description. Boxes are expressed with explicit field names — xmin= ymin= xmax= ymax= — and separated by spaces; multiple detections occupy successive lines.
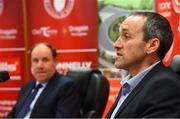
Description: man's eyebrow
xmin=119 ymin=26 xmax=129 ymax=31
xmin=120 ymin=26 xmax=129 ymax=32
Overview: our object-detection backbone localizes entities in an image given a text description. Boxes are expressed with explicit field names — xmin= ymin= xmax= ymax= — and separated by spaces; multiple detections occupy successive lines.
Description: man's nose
xmin=114 ymin=37 xmax=122 ymax=49
xmin=37 ymin=60 xmax=44 ymax=67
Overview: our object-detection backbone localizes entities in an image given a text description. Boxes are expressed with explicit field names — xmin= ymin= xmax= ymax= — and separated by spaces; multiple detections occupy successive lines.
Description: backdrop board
xmin=0 ymin=52 xmax=25 ymax=117
xmin=0 ymin=0 xmax=25 ymax=117
xmin=26 ymin=0 xmax=98 ymax=74
xmin=155 ymin=0 xmax=180 ymax=65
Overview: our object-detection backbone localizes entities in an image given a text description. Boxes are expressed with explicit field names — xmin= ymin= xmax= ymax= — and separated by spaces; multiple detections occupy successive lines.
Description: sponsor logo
xmin=56 ymin=61 xmax=92 ymax=74
xmin=0 ymin=58 xmax=21 ymax=80
xmin=56 ymin=61 xmax=92 ymax=70
xmin=0 ymin=58 xmax=21 ymax=75
xmin=158 ymin=1 xmax=171 ymax=10
xmin=44 ymin=0 xmax=75 ymax=19
xmin=0 ymin=29 xmax=18 ymax=40
xmin=0 ymin=100 xmax=17 ymax=117
xmin=0 ymin=0 xmax=3 ymax=16
xmin=32 ymin=26 xmax=58 ymax=37
xmin=68 ymin=25 xmax=89 ymax=37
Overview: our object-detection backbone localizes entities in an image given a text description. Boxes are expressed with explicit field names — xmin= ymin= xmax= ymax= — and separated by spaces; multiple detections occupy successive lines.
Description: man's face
xmin=31 ymin=44 xmax=56 ymax=83
xmin=114 ymin=15 xmax=148 ymax=72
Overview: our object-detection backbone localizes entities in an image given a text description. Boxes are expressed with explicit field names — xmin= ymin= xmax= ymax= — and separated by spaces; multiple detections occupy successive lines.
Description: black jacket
xmin=106 ymin=62 xmax=180 ymax=118
xmin=7 ymin=72 xmax=81 ymax=118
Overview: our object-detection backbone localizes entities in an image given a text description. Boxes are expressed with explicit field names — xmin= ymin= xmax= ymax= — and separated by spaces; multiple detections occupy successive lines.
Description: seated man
xmin=7 ymin=42 xmax=81 ymax=118
xmin=106 ymin=12 xmax=180 ymax=118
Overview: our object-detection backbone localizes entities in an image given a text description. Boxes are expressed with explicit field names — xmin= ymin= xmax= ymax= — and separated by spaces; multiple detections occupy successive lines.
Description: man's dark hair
xmin=129 ymin=12 xmax=173 ymax=59
xmin=29 ymin=42 xmax=57 ymax=59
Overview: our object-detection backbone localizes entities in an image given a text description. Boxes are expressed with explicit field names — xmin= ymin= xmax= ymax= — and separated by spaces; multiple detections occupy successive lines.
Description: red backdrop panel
xmin=155 ymin=0 xmax=180 ymax=65
xmin=26 ymin=0 xmax=98 ymax=50
xmin=0 ymin=0 xmax=24 ymax=48
xmin=0 ymin=0 xmax=25 ymax=117
xmin=102 ymin=79 xmax=121 ymax=117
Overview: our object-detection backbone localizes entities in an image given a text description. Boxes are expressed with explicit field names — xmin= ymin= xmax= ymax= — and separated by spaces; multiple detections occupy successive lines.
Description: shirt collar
xmin=121 ymin=61 xmax=160 ymax=90
xmin=36 ymin=81 xmax=47 ymax=88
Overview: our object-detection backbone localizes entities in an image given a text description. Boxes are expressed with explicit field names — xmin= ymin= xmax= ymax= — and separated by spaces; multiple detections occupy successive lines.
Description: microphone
xmin=0 ymin=71 xmax=10 ymax=82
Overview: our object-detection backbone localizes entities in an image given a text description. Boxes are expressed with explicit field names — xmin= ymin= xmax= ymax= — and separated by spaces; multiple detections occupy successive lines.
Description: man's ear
xmin=146 ymin=38 xmax=160 ymax=54
xmin=54 ymin=58 xmax=57 ymax=65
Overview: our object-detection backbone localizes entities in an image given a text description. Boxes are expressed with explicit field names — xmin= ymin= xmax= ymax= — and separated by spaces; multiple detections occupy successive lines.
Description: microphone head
xmin=0 ymin=71 xmax=10 ymax=82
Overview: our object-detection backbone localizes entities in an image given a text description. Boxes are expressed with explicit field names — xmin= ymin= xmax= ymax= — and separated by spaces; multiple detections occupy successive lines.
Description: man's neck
xmin=129 ymin=59 xmax=160 ymax=76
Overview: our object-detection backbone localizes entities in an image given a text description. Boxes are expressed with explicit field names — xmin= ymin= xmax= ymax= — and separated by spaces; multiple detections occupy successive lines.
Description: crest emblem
xmin=44 ymin=0 xmax=75 ymax=19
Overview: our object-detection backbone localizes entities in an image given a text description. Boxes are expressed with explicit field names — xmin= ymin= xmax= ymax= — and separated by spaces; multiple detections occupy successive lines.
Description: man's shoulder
xmin=145 ymin=62 xmax=180 ymax=86
xmin=50 ymin=72 xmax=74 ymax=87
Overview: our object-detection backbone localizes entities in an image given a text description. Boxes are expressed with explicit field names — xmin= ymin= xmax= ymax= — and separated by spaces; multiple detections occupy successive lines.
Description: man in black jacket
xmin=7 ymin=42 xmax=81 ymax=118
xmin=106 ymin=12 xmax=180 ymax=118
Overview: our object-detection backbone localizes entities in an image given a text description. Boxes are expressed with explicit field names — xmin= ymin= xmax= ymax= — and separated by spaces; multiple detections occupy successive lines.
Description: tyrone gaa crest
xmin=44 ymin=0 xmax=75 ymax=19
